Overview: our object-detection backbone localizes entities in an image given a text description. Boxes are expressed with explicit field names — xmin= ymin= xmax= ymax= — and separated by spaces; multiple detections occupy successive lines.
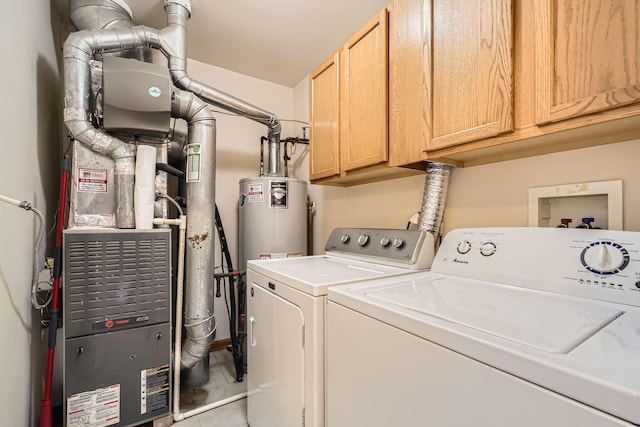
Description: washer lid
xmin=248 ymin=255 xmax=410 ymax=296
xmin=366 ymin=277 xmax=623 ymax=353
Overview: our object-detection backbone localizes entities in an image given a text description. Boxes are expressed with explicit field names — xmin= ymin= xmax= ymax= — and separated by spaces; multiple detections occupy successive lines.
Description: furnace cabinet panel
xmin=62 ymin=229 xmax=172 ymax=427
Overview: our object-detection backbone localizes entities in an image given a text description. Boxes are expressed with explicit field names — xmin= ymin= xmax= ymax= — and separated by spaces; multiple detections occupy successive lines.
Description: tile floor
xmin=143 ymin=348 xmax=248 ymax=427
xmin=173 ymin=349 xmax=248 ymax=427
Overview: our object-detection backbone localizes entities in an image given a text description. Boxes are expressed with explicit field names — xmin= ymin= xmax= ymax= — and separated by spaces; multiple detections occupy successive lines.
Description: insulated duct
xmin=170 ymin=89 xmax=217 ymax=369
xmin=418 ymin=162 xmax=452 ymax=238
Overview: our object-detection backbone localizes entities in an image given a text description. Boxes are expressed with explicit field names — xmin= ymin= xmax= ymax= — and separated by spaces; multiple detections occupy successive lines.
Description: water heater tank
xmin=239 ymin=177 xmax=308 ymax=271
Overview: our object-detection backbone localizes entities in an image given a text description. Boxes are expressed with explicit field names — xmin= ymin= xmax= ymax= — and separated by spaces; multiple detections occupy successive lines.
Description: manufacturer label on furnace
xmin=67 ymin=384 xmax=120 ymax=427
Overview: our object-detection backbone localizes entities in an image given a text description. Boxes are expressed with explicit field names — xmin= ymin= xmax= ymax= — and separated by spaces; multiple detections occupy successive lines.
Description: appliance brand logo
xmin=452 ymin=258 xmax=469 ymax=264
xmin=148 ymin=86 xmax=162 ymax=97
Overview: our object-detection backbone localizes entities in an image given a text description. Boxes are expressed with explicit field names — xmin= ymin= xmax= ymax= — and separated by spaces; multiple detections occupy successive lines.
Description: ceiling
xmin=55 ymin=0 xmax=390 ymax=87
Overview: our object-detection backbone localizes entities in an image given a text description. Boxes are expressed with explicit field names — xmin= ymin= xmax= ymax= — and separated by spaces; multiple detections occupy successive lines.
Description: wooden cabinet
xmin=428 ymin=0 xmax=514 ymax=150
xmin=309 ymin=52 xmax=340 ymax=181
xmin=310 ymin=9 xmax=420 ymax=185
xmin=311 ymin=0 xmax=640 ymax=182
xmin=387 ymin=0 xmax=429 ymax=167
xmin=535 ymin=0 xmax=640 ymax=124
xmin=425 ymin=0 xmax=640 ymax=167
xmin=341 ymin=9 xmax=389 ymax=172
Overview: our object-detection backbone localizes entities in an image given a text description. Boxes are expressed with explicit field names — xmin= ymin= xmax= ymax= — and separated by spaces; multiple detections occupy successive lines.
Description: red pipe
xmin=40 ymin=156 xmax=70 ymax=427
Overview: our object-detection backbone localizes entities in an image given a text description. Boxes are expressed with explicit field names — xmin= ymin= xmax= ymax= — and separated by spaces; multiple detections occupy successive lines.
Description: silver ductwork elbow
xmin=418 ymin=162 xmax=453 ymax=239
xmin=171 ymin=89 xmax=217 ymax=369
xmin=160 ymin=1 xmax=283 ymax=174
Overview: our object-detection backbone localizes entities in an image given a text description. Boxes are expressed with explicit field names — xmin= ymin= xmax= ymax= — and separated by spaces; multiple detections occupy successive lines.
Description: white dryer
xmin=246 ymin=228 xmax=435 ymax=427
xmin=328 ymin=227 xmax=640 ymax=427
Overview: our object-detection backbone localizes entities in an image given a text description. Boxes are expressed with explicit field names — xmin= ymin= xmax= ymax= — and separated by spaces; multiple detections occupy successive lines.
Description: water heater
xmin=239 ymin=176 xmax=307 ymax=271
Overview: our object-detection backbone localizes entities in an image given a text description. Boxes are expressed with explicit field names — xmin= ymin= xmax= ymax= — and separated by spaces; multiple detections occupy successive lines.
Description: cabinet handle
xmin=250 ymin=316 xmax=256 ymax=347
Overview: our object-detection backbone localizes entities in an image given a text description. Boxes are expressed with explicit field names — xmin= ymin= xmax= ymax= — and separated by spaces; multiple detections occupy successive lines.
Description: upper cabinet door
xmin=309 ymin=52 xmax=341 ymax=181
xmin=428 ymin=0 xmax=514 ymax=151
xmin=341 ymin=9 xmax=389 ymax=172
xmin=388 ymin=0 xmax=429 ymax=167
xmin=535 ymin=0 xmax=640 ymax=125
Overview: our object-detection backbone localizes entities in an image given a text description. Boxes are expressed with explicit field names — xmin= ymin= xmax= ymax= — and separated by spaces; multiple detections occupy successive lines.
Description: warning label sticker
xmin=186 ymin=143 xmax=202 ymax=183
xmin=141 ymin=364 xmax=170 ymax=415
xmin=67 ymin=384 xmax=120 ymax=427
xmin=77 ymin=168 xmax=108 ymax=193
xmin=248 ymin=183 xmax=264 ymax=202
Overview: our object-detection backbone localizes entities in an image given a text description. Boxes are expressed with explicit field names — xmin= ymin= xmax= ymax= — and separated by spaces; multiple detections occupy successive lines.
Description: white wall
xmin=0 ymin=1 xmax=61 ymax=425
xmin=292 ymin=78 xmax=640 ymax=255
xmin=185 ymin=59 xmax=307 ymax=340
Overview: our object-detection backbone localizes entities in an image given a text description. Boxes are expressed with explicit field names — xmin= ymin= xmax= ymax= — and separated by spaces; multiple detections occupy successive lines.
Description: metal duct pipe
xmin=170 ymin=89 xmax=217 ymax=369
xmin=63 ymin=25 xmax=161 ymax=228
xmin=70 ymin=0 xmax=134 ymax=30
xmin=417 ymin=162 xmax=453 ymax=238
xmin=70 ymin=0 xmax=153 ymax=62
xmin=159 ymin=0 xmax=282 ymax=175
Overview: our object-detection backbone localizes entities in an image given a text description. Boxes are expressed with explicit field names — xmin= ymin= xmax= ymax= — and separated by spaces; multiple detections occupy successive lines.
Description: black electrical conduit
xmin=214 ymin=204 xmax=244 ymax=382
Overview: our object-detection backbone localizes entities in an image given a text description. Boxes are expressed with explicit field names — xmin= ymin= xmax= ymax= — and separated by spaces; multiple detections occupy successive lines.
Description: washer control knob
xmin=581 ymin=241 xmax=630 ymax=275
xmin=393 ymin=237 xmax=405 ymax=249
xmin=380 ymin=237 xmax=391 ymax=247
xmin=357 ymin=234 xmax=370 ymax=247
xmin=340 ymin=234 xmax=350 ymax=244
xmin=457 ymin=240 xmax=471 ymax=254
xmin=480 ymin=242 xmax=497 ymax=257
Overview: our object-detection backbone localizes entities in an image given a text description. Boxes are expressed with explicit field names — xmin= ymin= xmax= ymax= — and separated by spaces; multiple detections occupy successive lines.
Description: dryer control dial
xmin=580 ymin=241 xmax=630 ymax=275
xmin=340 ymin=234 xmax=350 ymax=244
xmin=393 ymin=237 xmax=405 ymax=249
xmin=457 ymin=240 xmax=471 ymax=254
xmin=357 ymin=234 xmax=370 ymax=247
xmin=480 ymin=242 xmax=497 ymax=257
xmin=380 ymin=237 xmax=391 ymax=247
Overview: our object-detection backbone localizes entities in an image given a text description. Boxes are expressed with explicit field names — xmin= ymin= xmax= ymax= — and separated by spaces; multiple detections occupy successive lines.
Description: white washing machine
xmin=327 ymin=227 xmax=640 ymax=427
xmin=246 ymin=228 xmax=435 ymax=427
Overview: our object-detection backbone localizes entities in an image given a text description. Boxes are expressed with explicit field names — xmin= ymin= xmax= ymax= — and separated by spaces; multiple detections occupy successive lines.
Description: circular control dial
xmin=340 ymin=234 xmax=350 ymax=244
xmin=380 ymin=237 xmax=391 ymax=247
xmin=357 ymin=234 xmax=370 ymax=247
xmin=479 ymin=242 xmax=497 ymax=257
xmin=580 ymin=241 xmax=630 ymax=275
xmin=393 ymin=237 xmax=405 ymax=249
xmin=457 ymin=240 xmax=471 ymax=254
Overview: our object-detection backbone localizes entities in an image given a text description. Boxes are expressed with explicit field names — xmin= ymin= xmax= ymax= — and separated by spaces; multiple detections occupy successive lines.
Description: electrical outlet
xmin=37 ymin=268 xmax=52 ymax=291
xmin=528 ymin=180 xmax=623 ymax=229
